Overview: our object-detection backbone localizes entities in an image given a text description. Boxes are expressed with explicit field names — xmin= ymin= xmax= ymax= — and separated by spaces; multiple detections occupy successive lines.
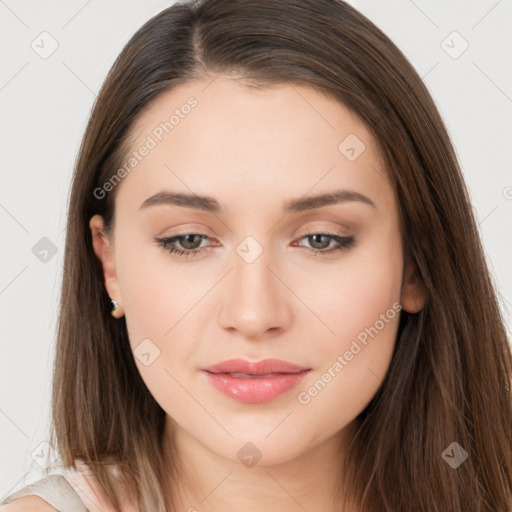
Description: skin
xmin=0 ymin=496 xmax=58 ymax=511
xmin=90 ymin=76 xmax=425 ymax=512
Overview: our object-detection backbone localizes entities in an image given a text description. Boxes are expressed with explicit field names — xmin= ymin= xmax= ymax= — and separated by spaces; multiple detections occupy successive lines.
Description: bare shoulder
xmin=0 ymin=495 xmax=59 ymax=511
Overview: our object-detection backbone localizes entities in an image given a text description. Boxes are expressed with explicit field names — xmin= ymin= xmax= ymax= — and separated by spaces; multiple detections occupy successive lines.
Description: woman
xmin=2 ymin=0 xmax=511 ymax=511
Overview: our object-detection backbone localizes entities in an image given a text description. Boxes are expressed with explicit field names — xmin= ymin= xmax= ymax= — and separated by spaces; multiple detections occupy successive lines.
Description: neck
xmin=164 ymin=417 xmax=360 ymax=512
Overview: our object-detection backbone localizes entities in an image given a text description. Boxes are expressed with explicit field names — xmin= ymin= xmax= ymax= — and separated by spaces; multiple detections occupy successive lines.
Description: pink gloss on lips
xmin=201 ymin=358 xmax=311 ymax=404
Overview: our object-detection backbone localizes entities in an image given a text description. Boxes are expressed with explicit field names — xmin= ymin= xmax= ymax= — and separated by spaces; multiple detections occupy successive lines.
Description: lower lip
xmin=203 ymin=370 xmax=310 ymax=404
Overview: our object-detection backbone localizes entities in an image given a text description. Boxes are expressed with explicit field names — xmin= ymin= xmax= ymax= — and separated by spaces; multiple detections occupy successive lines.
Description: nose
xmin=217 ymin=244 xmax=293 ymax=341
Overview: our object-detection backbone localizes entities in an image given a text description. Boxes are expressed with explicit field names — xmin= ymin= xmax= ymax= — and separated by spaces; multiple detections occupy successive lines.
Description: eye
xmin=154 ymin=231 xmax=356 ymax=259
xmin=154 ymin=233 xmax=211 ymax=258
xmin=292 ymin=233 xmax=355 ymax=254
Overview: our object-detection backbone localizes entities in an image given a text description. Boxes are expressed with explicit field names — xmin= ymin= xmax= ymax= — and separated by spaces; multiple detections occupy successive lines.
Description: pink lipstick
xmin=202 ymin=358 xmax=311 ymax=404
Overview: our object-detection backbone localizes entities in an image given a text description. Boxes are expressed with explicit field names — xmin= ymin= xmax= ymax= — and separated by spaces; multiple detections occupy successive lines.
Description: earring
xmin=110 ymin=298 xmax=123 ymax=318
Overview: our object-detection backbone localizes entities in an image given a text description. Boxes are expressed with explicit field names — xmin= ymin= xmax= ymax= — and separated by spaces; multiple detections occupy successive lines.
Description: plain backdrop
xmin=1 ymin=0 xmax=511 ymax=498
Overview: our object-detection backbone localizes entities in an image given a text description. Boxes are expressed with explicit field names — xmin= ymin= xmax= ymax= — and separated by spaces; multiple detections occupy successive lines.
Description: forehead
xmin=130 ymin=76 xmax=375 ymax=149
xmin=114 ymin=76 xmax=393 ymax=217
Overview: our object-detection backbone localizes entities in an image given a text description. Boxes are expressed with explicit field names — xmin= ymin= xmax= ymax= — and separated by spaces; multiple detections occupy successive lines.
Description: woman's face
xmin=91 ymin=76 xmax=422 ymax=465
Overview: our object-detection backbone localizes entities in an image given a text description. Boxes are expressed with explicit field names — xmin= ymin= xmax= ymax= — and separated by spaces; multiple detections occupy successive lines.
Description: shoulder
xmin=0 ymin=495 xmax=59 ymax=511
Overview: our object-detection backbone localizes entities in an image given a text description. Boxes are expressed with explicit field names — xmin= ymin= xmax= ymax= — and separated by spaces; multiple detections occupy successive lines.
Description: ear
xmin=401 ymin=259 xmax=426 ymax=313
xmin=89 ymin=214 xmax=125 ymax=318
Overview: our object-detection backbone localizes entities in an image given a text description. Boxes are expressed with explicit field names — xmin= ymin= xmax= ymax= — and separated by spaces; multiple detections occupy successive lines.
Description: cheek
xmin=295 ymin=309 xmax=399 ymax=443
xmin=115 ymin=237 xmax=191 ymax=334
xmin=293 ymin=231 xmax=402 ymax=414
xmin=114 ymin=237 xmax=213 ymax=396
xmin=114 ymin=244 xmax=199 ymax=416
xmin=295 ymin=230 xmax=403 ymax=346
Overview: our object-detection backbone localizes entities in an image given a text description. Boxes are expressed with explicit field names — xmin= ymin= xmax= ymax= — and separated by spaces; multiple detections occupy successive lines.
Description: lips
xmin=202 ymin=358 xmax=310 ymax=375
xmin=202 ymin=358 xmax=311 ymax=404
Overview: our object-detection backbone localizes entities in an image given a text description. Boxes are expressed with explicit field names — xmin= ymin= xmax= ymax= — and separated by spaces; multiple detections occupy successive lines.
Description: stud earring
xmin=110 ymin=298 xmax=123 ymax=318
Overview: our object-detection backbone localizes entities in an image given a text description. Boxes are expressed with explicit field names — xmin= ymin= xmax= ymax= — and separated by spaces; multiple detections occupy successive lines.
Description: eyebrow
xmin=138 ymin=189 xmax=376 ymax=214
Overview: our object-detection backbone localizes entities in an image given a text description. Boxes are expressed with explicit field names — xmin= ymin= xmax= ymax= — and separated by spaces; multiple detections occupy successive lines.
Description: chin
xmin=209 ymin=433 xmax=310 ymax=467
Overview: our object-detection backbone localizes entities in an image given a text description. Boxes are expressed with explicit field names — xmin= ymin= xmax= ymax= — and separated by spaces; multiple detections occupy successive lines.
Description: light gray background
xmin=1 ymin=0 xmax=511 ymax=498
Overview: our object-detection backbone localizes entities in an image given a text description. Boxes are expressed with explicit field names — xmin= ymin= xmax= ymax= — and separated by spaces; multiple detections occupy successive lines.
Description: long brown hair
xmin=48 ymin=0 xmax=512 ymax=510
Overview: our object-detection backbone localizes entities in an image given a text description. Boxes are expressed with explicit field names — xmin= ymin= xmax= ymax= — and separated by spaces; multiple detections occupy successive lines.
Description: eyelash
xmin=154 ymin=232 xmax=356 ymax=259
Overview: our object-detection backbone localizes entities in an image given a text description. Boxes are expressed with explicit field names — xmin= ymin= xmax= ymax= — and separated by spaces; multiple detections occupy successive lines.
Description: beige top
xmin=0 ymin=461 xmax=137 ymax=512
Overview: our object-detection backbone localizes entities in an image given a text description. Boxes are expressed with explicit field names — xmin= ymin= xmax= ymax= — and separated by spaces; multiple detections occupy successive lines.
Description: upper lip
xmin=202 ymin=358 xmax=310 ymax=375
